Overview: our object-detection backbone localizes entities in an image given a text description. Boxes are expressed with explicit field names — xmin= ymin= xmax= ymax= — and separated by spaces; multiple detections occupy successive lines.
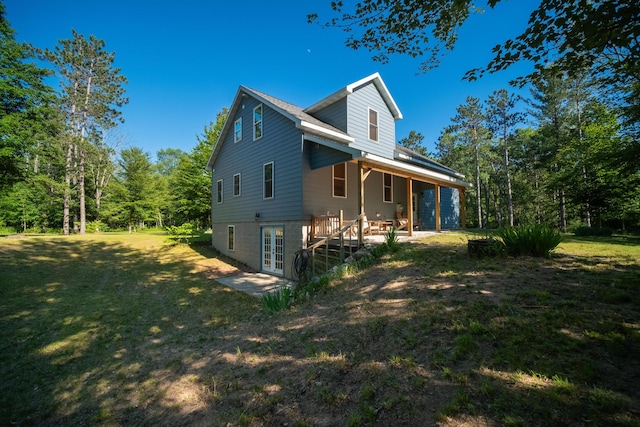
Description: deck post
xmin=406 ymin=177 xmax=413 ymax=236
xmin=358 ymin=161 xmax=364 ymax=246
xmin=435 ymin=183 xmax=441 ymax=232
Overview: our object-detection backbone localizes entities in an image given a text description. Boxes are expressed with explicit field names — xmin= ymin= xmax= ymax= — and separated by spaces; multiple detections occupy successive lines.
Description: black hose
xmin=292 ymin=248 xmax=309 ymax=281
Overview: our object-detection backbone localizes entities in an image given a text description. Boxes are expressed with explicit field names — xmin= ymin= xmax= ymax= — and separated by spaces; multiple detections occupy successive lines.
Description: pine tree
xmin=44 ymin=30 xmax=127 ymax=234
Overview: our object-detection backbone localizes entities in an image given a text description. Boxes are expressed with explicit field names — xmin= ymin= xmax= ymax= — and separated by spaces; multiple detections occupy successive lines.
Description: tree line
xmin=0 ymin=4 xmax=226 ymax=234
xmin=427 ymin=76 xmax=639 ymax=232
xmin=2 ymin=1 xmax=639 ymax=234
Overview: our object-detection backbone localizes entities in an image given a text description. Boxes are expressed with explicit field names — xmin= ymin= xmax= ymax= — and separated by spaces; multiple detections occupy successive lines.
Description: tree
xmin=445 ymin=97 xmax=490 ymax=227
xmin=116 ymin=147 xmax=154 ymax=232
xmin=310 ymin=1 xmax=639 ymax=87
xmin=0 ymin=3 xmax=55 ymax=191
xmin=171 ymin=108 xmax=227 ymax=227
xmin=398 ymin=130 xmax=428 ymax=156
xmin=44 ymin=30 xmax=127 ymax=234
xmin=486 ymin=89 xmax=521 ymax=227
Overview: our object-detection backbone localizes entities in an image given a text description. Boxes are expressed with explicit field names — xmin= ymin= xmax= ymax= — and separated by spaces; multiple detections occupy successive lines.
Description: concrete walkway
xmin=216 ymin=273 xmax=295 ymax=298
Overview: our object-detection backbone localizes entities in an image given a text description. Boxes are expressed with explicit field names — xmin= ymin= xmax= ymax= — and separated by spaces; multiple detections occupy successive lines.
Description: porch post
xmin=435 ymin=183 xmax=441 ymax=232
xmin=358 ymin=161 xmax=364 ymax=245
xmin=406 ymin=177 xmax=413 ymax=236
xmin=459 ymin=187 xmax=466 ymax=229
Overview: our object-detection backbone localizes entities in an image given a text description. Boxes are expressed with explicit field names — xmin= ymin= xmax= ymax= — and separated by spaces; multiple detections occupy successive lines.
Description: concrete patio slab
xmin=216 ymin=273 xmax=294 ymax=298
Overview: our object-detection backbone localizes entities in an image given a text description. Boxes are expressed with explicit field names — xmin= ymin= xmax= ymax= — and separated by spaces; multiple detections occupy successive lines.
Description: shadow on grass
xmin=1 ymin=233 xmax=639 ymax=425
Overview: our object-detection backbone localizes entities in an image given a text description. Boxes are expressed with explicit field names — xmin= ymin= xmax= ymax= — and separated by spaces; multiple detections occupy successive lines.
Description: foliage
xmin=499 ymin=224 xmax=563 ymax=258
xmin=574 ymin=226 xmax=613 ymax=237
xmin=43 ymin=30 xmax=128 ymax=235
xmin=398 ymin=130 xmax=428 ymax=156
xmin=384 ymin=227 xmax=399 ymax=251
xmin=166 ymin=222 xmax=196 ymax=243
xmin=171 ymin=108 xmax=228 ymax=227
xmin=310 ymin=1 xmax=639 ymax=90
xmin=261 ymin=286 xmax=292 ymax=314
xmin=0 ymin=3 xmax=56 ymax=191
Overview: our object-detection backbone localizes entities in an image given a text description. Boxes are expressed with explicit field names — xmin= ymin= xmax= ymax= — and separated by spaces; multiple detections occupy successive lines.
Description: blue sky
xmin=7 ymin=0 xmax=537 ymax=158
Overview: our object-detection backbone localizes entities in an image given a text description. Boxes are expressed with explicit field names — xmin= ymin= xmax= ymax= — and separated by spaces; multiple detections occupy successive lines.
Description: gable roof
xmin=206 ymin=86 xmax=354 ymax=170
xmin=304 ymin=72 xmax=403 ymax=120
xmin=243 ymin=86 xmax=354 ymax=143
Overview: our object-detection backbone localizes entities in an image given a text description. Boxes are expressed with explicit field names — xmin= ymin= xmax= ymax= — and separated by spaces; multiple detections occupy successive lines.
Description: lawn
xmin=1 ymin=231 xmax=639 ymax=426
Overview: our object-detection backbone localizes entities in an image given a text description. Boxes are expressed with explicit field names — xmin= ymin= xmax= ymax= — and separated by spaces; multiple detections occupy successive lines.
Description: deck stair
xmin=307 ymin=212 xmax=363 ymax=277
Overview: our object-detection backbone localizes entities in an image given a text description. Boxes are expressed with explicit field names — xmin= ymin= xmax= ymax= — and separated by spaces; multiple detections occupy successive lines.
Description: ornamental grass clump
xmin=499 ymin=224 xmax=562 ymax=258
xmin=261 ymin=286 xmax=292 ymax=314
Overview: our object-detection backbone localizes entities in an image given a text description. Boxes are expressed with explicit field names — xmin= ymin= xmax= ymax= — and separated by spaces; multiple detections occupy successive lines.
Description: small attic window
xmin=368 ymin=108 xmax=378 ymax=142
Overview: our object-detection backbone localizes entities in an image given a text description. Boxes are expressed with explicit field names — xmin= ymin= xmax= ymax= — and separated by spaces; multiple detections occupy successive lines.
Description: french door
xmin=261 ymin=226 xmax=284 ymax=275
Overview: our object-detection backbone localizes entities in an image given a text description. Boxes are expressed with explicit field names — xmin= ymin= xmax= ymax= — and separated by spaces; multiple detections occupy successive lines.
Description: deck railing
xmin=307 ymin=211 xmax=364 ymax=278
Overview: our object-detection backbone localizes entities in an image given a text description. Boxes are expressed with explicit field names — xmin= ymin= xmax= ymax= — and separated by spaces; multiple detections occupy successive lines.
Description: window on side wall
xmin=228 ymin=225 xmax=235 ymax=251
xmin=216 ymin=179 xmax=223 ymax=204
xmin=332 ymin=163 xmax=347 ymax=198
xmin=368 ymin=108 xmax=378 ymax=142
xmin=233 ymin=173 xmax=241 ymax=197
xmin=253 ymin=104 xmax=263 ymax=140
xmin=234 ymin=118 xmax=242 ymax=142
xmin=383 ymin=173 xmax=393 ymax=203
xmin=263 ymin=162 xmax=273 ymax=199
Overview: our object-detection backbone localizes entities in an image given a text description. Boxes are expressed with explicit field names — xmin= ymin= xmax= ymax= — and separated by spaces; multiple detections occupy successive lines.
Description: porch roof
xmin=305 ymin=133 xmax=472 ymax=189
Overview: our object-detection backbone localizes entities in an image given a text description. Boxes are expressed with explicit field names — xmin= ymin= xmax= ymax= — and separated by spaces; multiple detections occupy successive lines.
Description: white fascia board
xmin=299 ymin=121 xmax=354 ymax=143
xmin=361 ymin=152 xmax=472 ymax=188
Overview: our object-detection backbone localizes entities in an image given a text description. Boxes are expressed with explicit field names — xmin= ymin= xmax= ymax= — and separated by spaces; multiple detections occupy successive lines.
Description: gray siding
xmin=210 ymin=95 xmax=308 ymax=278
xmin=311 ymin=98 xmax=348 ymax=132
xmin=422 ymin=187 xmax=460 ymax=229
xmin=346 ymin=82 xmax=396 ymax=158
xmin=211 ymin=96 xmax=304 ymax=224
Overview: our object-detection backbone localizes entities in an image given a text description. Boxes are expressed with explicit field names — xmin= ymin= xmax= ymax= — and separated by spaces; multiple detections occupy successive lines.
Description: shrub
xmin=86 ymin=220 xmax=108 ymax=233
xmin=574 ymin=226 xmax=613 ymax=237
xmin=261 ymin=286 xmax=292 ymax=314
xmin=499 ymin=224 xmax=562 ymax=258
xmin=384 ymin=228 xmax=399 ymax=251
xmin=167 ymin=223 xmax=196 ymax=243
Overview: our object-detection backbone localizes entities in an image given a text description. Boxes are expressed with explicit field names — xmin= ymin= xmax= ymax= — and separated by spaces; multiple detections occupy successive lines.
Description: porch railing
xmin=306 ymin=211 xmax=364 ymax=278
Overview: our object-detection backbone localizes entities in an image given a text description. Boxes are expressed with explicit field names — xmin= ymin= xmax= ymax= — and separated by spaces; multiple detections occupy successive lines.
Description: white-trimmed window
xmin=233 ymin=173 xmax=241 ymax=197
xmin=368 ymin=108 xmax=378 ymax=141
xmin=253 ymin=104 xmax=263 ymax=140
xmin=383 ymin=173 xmax=393 ymax=203
xmin=234 ymin=118 xmax=242 ymax=142
xmin=216 ymin=179 xmax=223 ymax=204
xmin=228 ymin=225 xmax=235 ymax=251
xmin=332 ymin=163 xmax=347 ymax=198
xmin=263 ymin=161 xmax=273 ymax=199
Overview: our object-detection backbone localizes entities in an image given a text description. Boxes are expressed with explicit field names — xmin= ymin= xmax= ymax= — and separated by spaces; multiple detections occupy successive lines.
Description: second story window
xmin=234 ymin=118 xmax=242 ymax=142
xmin=216 ymin=179 xmax=223 ymax=204
xmin=253 ymin=104 xmax=263 ymax=140
xmin=368 ymin=108 xmax=378 ymax=142
xmin=332 ymin=163 xmax=347 ymax=198
xmin=383 ymin=173 xmax=393 ymax=203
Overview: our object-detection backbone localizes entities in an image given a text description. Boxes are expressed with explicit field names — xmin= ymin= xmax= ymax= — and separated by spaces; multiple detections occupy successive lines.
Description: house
xmin=206 ymin=73 xmax=471 ymax=279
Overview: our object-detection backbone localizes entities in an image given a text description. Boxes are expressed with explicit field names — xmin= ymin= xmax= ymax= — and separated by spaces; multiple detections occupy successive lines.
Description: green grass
xmin=1 ymin=231 xmax=639 ymax=426
xmin=0 ymin=233 xmax=259 ymax=425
